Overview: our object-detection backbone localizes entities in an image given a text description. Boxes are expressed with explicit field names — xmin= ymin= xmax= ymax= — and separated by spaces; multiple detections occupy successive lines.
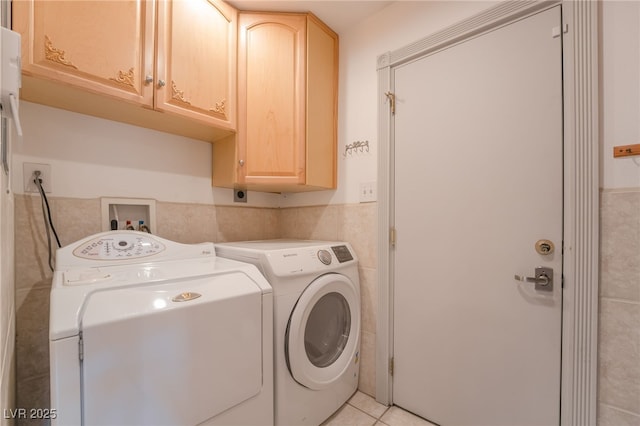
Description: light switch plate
xmin=359 ymin=182 xmax=376 ymax=203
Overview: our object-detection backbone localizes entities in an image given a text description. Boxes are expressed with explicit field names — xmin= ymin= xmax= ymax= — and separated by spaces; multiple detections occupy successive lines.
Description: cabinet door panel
xmin=306 ymin=17 xmax=338 ymax=189
xmin=15 ymin=0 xmax=153 ymax=105
xmin=238 ymin=14 xmax=306 ymax=185
xmin=156 ymin=0 xmax=236 ymax=130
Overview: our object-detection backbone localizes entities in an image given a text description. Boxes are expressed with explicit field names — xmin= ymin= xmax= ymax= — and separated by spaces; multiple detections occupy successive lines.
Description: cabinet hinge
xmin=384 ymin=91 xmax=396 ymax=115
xmin=390 ymin=227 xmax=397 ymax=248
xmin=389 ymin=357 xmax=394 ymax=376
xmin=78 ymin=333 xmax=84 ymax=362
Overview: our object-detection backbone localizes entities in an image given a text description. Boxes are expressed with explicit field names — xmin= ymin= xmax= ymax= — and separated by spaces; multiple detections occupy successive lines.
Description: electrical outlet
xmin=23 ymin=162 xmax=52 ymax=193
xmin=234 ymin=188 xmax=248 ymax=203
xmin=359 ymin=182 xmax=376 ymax=203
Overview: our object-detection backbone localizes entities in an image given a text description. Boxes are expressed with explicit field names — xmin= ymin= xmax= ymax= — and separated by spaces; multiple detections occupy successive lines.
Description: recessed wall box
xmin=101 ymin=197 xmax=156 ymax=234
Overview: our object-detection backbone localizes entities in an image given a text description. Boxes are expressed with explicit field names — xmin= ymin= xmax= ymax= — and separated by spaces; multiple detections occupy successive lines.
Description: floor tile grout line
xmin=347 ymin=400 xmax=391 ymax=421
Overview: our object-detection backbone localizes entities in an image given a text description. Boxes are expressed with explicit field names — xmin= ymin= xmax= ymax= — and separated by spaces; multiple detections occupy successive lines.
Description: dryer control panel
xmin=72 ymin=233 xmax=165 ymax=260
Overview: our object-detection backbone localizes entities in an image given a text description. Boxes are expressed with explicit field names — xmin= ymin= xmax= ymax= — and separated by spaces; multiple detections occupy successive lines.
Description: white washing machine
xmin=49 ymin=231 xmax=273 ymax=426
xmin=215 ymin=240 xmax=360 ymax=426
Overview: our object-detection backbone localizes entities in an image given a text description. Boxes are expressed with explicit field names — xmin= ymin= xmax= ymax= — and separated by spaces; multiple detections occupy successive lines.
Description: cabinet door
xmin=238 ymin=13 xmax=306 ymax=186
xmin=156 ymin=0 xmax=236 ymax=130
xmin=13 ymin=0 xmax=154 ymax=106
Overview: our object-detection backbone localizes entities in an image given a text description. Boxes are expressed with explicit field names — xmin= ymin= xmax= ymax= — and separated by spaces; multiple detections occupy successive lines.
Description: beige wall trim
xmin=376 ymin=1 xmax=599 ymax=425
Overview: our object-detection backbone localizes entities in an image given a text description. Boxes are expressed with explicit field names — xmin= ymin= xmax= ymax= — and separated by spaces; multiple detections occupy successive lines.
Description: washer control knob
xmin=113 ymin=239 xmax=133 ymax=251
xmin=317 ymin=249 xmax=332 ymax=265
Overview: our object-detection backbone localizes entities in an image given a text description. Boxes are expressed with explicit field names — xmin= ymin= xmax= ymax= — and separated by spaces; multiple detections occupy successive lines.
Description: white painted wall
xmin=12 ymin=102 xmax=280 ymax=207
xmin=601 ymin=0 xmax=640 ymax=189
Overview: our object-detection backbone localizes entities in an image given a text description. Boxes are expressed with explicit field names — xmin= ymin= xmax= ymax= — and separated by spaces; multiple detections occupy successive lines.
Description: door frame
xmin=375 ymin=1 xmax=599 ymax=425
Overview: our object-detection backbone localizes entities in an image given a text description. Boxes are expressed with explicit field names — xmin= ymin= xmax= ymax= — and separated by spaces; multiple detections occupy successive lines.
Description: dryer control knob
xmin=317 ymin=249 xmax=332 ymax=265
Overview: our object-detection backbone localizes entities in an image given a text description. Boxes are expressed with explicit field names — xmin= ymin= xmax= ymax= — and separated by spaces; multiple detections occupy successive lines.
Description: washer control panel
xmin=316 ymin=246 xmax=354 ymax=264
xmin=72 ymin=233 xmax=165 ymax=260
xmin=264 ymin=243 xmax=356 ymax=277
xmin=331 ymin=245 xmax=354 ymax=263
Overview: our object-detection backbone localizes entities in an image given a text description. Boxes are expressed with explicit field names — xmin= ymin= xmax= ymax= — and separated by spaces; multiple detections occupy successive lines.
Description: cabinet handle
xmin=157 ymin=79 xmax=166 ymax=88
xmin=144 ymin=75 xmax=153 ymax=85
xmin=239 ymin=160 xmax=245 ymax=166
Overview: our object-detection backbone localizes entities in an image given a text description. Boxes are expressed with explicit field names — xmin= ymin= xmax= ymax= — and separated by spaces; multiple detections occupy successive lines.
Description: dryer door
xmin=286 ymin=273 xmax=360 ymax=390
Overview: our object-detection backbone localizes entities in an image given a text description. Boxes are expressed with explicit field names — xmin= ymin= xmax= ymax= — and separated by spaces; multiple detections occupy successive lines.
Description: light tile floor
xmin=321 ymin=391 xmax=437 ymax=426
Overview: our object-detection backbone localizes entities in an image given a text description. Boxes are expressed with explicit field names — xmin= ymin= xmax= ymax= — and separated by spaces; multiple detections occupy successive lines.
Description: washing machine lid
xmin=51 ymin=257 xmax=270 ymax=340
xmin=80 ymin=271 xmax=264 ymax=425
xmin=50 ymin=232 xmax=271 ymax=340
xmin=286 ymin=273 xmax=360 ymax=390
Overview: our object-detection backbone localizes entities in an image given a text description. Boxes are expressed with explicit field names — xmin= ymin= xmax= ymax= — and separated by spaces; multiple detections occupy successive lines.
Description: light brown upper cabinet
xmin=213 ymin=12 xmax=338 ymax=192
xmin=13 ymin=0 xmax=237 ymax=141
xmin=156 ymin=0 xmax=236 ymax=130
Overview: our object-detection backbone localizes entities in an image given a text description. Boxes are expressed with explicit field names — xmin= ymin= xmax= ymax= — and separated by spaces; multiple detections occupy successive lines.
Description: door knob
xmin=144 ymin=75 xmax=153 ymax=85
xmin=157 ymin=79 xmax=166 ymax=88
xmin=514 ymin=266 xmax=553 ymax=291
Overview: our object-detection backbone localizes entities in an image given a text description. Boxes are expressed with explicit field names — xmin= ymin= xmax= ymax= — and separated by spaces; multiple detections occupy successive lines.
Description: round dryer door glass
xmin=304 ymin=292 xmax=351 ymax=368
xmin=287 ymin=273 xmax=360 ymax=390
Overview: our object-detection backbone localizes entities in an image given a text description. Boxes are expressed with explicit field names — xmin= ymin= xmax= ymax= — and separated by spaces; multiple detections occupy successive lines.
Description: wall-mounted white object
xmin=1 ymin=27 xmax=23 ymax=137
xmin=101 ymin=197 xmax=156 ymax=234
xmin=359 ymin=181 xmax=376 ymax=203
xmin=23 ymin=162 xmax=52 ymax=193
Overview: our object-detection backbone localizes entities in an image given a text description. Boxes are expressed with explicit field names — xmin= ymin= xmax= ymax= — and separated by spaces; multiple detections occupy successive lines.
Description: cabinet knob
xmin=144 ymin=75 xmax=153 ymax=85
xmin=157 ymin=79 xmax=166 ymax=88
xmin=239 ymin=160 xmax=245 ymax=166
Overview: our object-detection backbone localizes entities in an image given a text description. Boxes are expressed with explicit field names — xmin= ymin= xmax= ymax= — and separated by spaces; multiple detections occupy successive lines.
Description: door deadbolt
xmin=535 ymin=239 xmax=554 ymax=255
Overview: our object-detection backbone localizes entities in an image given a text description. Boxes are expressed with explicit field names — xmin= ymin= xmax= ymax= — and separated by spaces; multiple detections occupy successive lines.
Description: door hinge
xmin=389 ymin=357 xmax=394 ymax=376
xmin=78 ymin=334 xmax=84 ymax=361
xmin=552 ymin=24 xmax=568 ymax=38
xmin=390 ymin=227 xmax=397 ymax=247
xmin=384 ymin=91 xmax=396 ymax=115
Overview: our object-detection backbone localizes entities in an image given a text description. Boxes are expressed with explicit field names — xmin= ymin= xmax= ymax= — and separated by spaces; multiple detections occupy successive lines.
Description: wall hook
xmin=344 ymin=140 xmax=370 ymax=157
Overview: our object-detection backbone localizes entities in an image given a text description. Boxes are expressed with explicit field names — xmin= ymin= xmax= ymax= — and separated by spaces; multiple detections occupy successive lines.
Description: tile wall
xmin=598 ymin=189 xmax=640 ymax=425
xmin=13 ymin=195 xmax=377 ymax=424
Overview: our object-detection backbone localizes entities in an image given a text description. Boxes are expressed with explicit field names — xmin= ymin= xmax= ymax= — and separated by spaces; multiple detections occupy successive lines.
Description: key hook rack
xmin=344 ymin=140 xmax=369 ymax=157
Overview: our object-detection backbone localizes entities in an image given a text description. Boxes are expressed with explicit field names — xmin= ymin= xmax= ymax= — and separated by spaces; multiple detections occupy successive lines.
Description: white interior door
xmin=392 ymin=6 xmax=563 ymax=426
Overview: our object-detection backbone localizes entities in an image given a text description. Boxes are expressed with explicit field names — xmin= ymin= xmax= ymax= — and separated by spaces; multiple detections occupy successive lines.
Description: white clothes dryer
xmin=215 ymin=240 xmax=360 ymax=426
xmin=49 ymin=231 xmax=273 ymax=426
